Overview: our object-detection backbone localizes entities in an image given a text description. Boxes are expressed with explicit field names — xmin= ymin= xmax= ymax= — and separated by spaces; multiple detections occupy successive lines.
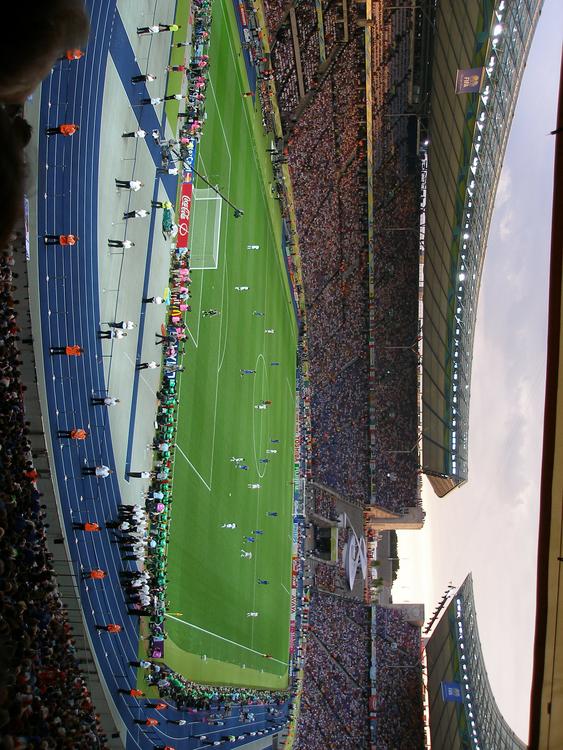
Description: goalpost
xmin=188 ymin=187 xmax=222 ymax=270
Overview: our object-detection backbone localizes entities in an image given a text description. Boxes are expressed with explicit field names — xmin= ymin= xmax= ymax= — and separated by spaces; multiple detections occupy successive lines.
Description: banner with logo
xmin=441 ymin=681 xmax=463 ymax=702
xmin=455 ymin=67 xmax=485 ymax=94
xmin=177 ymin=181 xmax=193 ymax=249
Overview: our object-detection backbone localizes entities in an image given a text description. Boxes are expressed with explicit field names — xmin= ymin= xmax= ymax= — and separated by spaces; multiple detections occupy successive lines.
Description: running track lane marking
xmin=165 ymin=614 xmax=287 ymax=666
xmin=175 ymin=444 xmax=212 ymax=491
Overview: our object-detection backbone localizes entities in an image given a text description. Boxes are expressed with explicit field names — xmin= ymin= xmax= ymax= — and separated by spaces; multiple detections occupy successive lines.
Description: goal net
xmin=188 ymin=187 xmax=222 ymax=270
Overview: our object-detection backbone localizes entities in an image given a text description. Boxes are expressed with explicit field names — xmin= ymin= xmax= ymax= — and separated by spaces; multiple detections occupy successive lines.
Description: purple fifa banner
xmin=149 ymin=638 xmax=165 ymax=659
xmin=455 ymin=67 xmax=485 ymax=94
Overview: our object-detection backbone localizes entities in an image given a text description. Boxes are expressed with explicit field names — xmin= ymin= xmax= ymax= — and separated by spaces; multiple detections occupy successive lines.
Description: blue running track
xmin=35 ymin=1 xmax=283 ymax=747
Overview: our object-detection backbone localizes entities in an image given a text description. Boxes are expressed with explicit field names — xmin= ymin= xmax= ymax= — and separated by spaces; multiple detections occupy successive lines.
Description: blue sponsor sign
xmin=441 ymin=681 xmax=463 ymax=702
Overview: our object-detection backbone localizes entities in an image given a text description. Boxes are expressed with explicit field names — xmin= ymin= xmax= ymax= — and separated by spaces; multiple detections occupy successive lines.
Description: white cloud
xmin=495 ymin=166 xmax=512 ymax=208
xmin=498 ymin=208 xmax=514 ymax=241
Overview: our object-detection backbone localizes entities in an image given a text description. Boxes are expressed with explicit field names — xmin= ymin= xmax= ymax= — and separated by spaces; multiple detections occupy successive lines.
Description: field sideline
xmin=161 ymin=0 xmax=298 ymax=690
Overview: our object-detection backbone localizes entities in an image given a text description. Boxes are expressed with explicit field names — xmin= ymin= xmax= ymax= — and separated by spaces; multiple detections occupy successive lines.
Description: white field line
xmin=165 ymin=614 xmax=287 ymax=666
xmin=176 ymin=443 xmax=211 ymax=491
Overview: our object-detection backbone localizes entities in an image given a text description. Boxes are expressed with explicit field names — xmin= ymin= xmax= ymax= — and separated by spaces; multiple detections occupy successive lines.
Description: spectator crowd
xmin=264 ymin=0 xmax=422 ymax=515
xmin=0 ymin=234 xmax=110 ymax=749
xmin=372 ymin=606 xmax=425 ymax=749
xmin=293 ymin=591 xmax=370 ymax=750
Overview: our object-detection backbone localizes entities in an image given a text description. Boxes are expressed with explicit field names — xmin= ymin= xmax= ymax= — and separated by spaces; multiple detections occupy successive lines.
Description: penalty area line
xmin=165 ymin=614 xmax=287 ymax=665
xmin=176 ymin=444 xmax=211 ymax=491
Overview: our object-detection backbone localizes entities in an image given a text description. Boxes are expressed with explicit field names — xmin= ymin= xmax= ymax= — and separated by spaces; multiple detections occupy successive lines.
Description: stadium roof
xmin=527 ymin=49 xmax=563 ymax=750
xmin=421 ymin=0 xmax=543 ymax=496
xmin=425 ymin=574 xmax=526 ymax=750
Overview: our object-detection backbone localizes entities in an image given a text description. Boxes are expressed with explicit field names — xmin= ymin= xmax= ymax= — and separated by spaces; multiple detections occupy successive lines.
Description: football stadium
xmin=0 ymin=0 xmax=560 ymax=749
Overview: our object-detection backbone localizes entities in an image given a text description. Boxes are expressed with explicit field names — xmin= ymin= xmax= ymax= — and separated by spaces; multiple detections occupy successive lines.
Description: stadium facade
xmin=421 ymin=0 xmax=543 ymax=496
xmin=425 ymin=574 xmax=526 ymax=750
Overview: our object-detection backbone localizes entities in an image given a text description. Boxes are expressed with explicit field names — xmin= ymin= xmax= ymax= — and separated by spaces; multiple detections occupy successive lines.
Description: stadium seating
xmin=372 ymin=606 xmax=425 ymax=749
xmin=0 ymin=233 xmax=109 ymax=749
xmin=262 ymin=0 xmax=287 ymax=37
xmin=293 ymin=591 xmax=370 ymax=749
xmin=270 ymin=23 xmax=300 ymax=122
xmin=266 ymin=3 xmax=421 ymax=515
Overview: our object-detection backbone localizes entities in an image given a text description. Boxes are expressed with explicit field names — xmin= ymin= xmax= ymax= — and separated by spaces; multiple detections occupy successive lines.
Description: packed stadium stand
xmin=0 ymin=233 xmax=110 ymax=748
xmin=372 ymin=606 xmax=425 ymax=750
xmin=267 ymin=1 xmax=422 ymax=515
xmin=293 ymin=591 xmax=371 ymax=750
xmin=6 ymin=0 xmax=544 ymax=750
xmin=263 ymin=2 xmax=427 ymax=747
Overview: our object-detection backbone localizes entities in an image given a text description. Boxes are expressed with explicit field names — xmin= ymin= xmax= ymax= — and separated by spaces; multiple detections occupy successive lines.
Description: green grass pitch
xmin=162 ymin=0 xmax=298 ymax=690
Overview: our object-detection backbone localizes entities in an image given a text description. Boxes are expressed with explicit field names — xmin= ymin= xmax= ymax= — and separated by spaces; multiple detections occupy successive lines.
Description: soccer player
xmin=202 ymin=309 xmax=220 ymax=317
xmin=230 ymin=457 xmax=245 ymax=463
xmin=248 ymin=483 xmax=261 ymax=489
xmin=220 ymin=523 xmax=237 ymax=529
xmin=255 ymin=403 xmax=267 ymax=410
xmin=265 ymin=328 xmax=275 ymax=334
xmin=253 ymin=530 xmax=264 ymax=535
xmin=266 ymin=449 xmax=278 ymax=454
xmin=259 ymin=458 xmax=269 ymax=464
xmin=252 ymin=311 xmax=264 ymax=317
xmin=246 ymin=611 xmax=259 ymax=617
xmin=244 ymin=536 xmax=255 ymax=543
xmin=240 ymin=550 xmax=253 ymax=559
xmin=240 ymin=369 xmax=256 ymax=375
xmin=236 ymin=464 xmax=249 ymax=471
xmin=257 ymin=579 xmax=269 ymax=585
xmin=266 ymin=511 xmax=278 ymax=516
xmin=234 ymin=286 xmax=249 ymax=291
xmin=247 ymin=244 xmax=260 ymax=250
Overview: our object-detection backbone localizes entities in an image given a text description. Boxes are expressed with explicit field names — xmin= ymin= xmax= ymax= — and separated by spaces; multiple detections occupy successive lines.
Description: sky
xmin=394 ymin=0 xmax=562 ymax=741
